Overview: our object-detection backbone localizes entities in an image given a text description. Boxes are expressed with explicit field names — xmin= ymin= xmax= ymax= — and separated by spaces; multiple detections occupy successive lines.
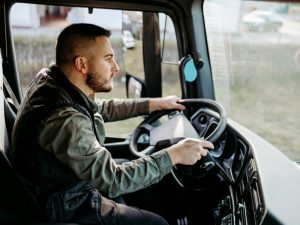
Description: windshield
xmin=204 ymin=0 xmax=300 ymax=161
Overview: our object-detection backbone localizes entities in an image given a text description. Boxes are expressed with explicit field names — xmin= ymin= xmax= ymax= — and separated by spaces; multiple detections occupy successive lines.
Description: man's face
xmin=86 ymin=36 xmax=119 ymax=93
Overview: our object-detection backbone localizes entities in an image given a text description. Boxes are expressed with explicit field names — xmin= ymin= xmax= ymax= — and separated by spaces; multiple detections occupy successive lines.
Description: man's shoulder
xmin=44 ymin=105 xmax=90 ymax=122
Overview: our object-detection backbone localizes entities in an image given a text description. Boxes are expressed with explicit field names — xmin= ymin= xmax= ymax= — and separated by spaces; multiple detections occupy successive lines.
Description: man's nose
xmin=113 ymin=59 xmax=119 ymax=74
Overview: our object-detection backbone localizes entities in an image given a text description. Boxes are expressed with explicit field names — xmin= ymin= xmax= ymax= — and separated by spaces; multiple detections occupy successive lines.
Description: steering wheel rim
xmin=129 ymin=109 xmax=169 ymax=157
xmin=129 ymin=98 xmax=227 ymax=190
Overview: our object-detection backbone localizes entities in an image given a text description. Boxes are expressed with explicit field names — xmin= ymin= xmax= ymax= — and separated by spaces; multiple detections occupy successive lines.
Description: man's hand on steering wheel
xmin=165 ymin=138 xmax=214 ymax=166
xmin=149 ymin=95 xmax=186 ymax=112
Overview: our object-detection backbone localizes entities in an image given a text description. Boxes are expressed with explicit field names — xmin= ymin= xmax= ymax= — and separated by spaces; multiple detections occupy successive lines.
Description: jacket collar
xmin=46 ymin=64 xmax=98 ymax=113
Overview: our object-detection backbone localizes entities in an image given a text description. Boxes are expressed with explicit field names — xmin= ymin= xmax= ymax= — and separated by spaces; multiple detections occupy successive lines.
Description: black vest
xmin=10 ymin=65 xmax=104 ymax=223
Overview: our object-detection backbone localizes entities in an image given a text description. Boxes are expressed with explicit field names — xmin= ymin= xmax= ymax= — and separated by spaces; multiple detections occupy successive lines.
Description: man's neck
xmin=58 ymin=64 xmax=94 ymax=98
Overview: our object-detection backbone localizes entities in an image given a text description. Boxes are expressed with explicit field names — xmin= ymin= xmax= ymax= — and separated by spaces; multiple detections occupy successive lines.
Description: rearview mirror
xmin=180 ymin=55 xmax=197 ymax=82
xmin=126 ymin=74 xmax=146 ymax=98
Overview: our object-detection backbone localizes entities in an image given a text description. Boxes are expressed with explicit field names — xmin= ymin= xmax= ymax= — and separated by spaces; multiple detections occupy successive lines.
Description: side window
xmin=10 ymin=5 xmax=182 ymax=138
xmin=10 ymin=3 xmax=58 ymax=93
xmin=10 ymin=4 xmax=133 ymax=138
xmin=204 ymin=0 xmax=300 ymax=160
xmin=10 ymin=4 xmax=126 ymax=95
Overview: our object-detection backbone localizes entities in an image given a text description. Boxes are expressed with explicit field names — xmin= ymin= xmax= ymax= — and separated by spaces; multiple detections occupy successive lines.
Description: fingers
xmin=193 ymin=147 xmax=206 ymax=163
xmin=164 ymin=95 xmax=186 ymax=111
xmin=149 ymin=95 xmax=185 ymax=112
xmin=198 ymin=138 xmax=214 ymax=149
xmin=178 ymin=137 xmax=214 ymax=150
xmin=169 ymin=138 xmax=213 ymax=165
xmin=194 ymin=139 xmax=213 ymax=159
xmin=200 ymin=148 xmax=208 ymax=157
xmin=174 ymin=101 xmax=186 ymax=111
xmin=172 ymin=96 xmax=186 ymax=110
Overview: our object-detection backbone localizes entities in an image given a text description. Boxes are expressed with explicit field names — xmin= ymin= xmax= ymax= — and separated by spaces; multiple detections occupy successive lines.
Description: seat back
xmin=0 ymin=51 xmax=42 ymax=224
xmin=3 ymin=96 xmax=16 ymax=149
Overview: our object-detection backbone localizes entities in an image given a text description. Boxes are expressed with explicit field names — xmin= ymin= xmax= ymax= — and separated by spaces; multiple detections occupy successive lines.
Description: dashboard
xmin=212 ymin=132 xmax=265 ymax=225
xmin=190 ymin=109 xmax=266 ymax=225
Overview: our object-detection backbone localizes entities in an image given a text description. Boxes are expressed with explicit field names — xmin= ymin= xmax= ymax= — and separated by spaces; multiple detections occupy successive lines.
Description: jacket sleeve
xmin=37 ymin=107 xmax=173 ymax=198
xmin=95 ymin=98 xmax=150 ymax=122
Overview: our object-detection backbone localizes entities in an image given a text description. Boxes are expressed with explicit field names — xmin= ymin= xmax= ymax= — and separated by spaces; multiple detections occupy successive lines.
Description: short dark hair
xmin=56 ymin=23 xmax=111 ymax=66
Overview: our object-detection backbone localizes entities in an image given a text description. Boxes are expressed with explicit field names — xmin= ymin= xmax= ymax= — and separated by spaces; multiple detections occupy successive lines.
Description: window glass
xmin=10 ymin=3 xmax=133 ymax=137
xmin=204 ymin=0 xmax=300 ymax=160
xmin=10 ymin=4 xmax=182 ymax=138
xmin=122 ymin=11 xmax=144 ymax=80
xmin=10 ymin=4 xmax=125 ymax=93
xmin=159 ymin=13 xmax=181 ymax=97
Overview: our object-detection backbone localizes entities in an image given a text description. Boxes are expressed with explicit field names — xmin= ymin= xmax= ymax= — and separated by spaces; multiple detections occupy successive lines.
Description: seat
xmin=4 ymin=96 xmax=16 ymax=147
xmin=0 ymin=90 xmax=43 ymax=224
xmin=0 ymin=48 xmax=85 ymax=225
xmin=1 ymin=89 xmax=89 ymax=225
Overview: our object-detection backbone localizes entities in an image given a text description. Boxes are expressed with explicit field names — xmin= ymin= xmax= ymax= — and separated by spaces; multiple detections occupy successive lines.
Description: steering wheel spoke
xmin=139 ymin=145 xmax=156 ymax=156
xmin=138 ymin=123 xmax=154 ymax=132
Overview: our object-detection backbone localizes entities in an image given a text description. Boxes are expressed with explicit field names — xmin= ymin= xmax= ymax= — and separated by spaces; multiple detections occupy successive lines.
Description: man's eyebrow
xmin=104 ymin=53 xmax=113 ymax=58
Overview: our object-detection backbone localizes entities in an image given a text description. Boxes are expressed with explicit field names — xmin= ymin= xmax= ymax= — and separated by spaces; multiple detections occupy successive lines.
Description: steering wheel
xmin=129 ymin=98 xmax=228 ymax=190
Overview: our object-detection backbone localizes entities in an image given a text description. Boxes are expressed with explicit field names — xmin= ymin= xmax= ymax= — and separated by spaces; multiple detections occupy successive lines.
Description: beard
xmin=86 ymin=71 xmax=113 ymax=93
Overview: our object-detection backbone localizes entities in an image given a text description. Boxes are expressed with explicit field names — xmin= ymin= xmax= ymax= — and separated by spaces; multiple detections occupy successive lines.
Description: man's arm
xmin=96 ymin=95 xmax=185 ymax=122
xmin=96 ymin=98 xmax=149 ymax=122
xmin=37 ymin=107 xmax=174 ymax=198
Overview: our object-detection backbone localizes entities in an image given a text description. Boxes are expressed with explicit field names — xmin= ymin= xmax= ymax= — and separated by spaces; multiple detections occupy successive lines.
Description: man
xmin=11 ymin=23 xmax=213 ymax=225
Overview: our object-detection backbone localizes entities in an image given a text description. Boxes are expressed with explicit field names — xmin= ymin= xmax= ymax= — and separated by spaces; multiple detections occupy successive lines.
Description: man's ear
xmin=74 ymin=56 xmax=88 ymax=74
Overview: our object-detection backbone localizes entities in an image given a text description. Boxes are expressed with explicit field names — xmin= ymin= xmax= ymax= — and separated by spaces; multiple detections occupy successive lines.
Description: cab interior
xmin=1 ymin=0 xmax=300 ymax=225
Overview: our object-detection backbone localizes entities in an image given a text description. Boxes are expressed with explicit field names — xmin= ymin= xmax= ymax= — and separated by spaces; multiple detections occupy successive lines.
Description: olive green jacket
xmin=33 ymin=67 xmax=173 ymax=198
